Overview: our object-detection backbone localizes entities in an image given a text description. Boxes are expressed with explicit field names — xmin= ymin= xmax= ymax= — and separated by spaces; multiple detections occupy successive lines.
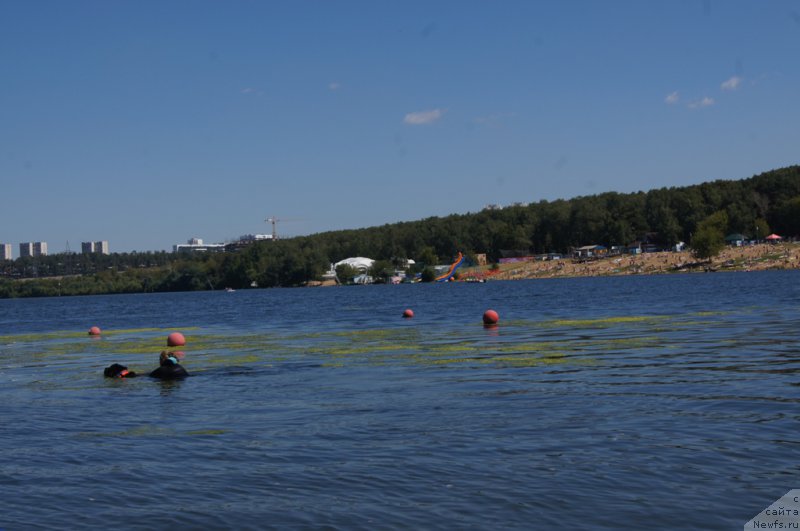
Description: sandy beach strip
xmin=460 ymin=243 xmax=800 ymax=281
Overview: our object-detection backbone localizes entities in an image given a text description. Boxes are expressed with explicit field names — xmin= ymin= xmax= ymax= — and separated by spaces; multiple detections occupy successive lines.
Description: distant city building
xmin=1 ymin=243 xmax=11 ymax=260
xmin=236 ymin=234 xmax=273 ymax=243
xmin=173 ymin=237 xmax=225 ymax=253
xmin=82 ymin=240 xmax=110 ymax=255
xmin=223 ymin=234 xmax=273 ymax=252
xmin=20 ymin=241 xmax=48 ymax=257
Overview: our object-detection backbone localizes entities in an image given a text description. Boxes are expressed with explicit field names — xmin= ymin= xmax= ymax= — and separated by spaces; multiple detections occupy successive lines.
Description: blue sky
xmin=1 ymin=1 xmax=798 ymax=253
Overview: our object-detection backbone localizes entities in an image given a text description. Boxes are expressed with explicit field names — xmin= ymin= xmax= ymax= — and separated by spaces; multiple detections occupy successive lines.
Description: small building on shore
xmin=725 ymin=233 xmax=748 ymax=247
xmin=573 ymin=245 xmax=607 ymax=258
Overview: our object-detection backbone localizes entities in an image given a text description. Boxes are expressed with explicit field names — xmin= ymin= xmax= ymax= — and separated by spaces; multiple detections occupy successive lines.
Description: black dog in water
xmin=103 ymin=363 xmax=137 ymax=378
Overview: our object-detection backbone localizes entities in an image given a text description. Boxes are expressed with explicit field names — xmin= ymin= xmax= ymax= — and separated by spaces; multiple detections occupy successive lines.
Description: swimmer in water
xmin=104 ymin=363 xmax=137 ymax=378
xmin=149 ymin=350 xmax=189 ymax=380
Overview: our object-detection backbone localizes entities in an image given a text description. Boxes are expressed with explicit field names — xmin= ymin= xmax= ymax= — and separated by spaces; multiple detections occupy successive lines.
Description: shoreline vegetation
xmin=2 ymin=165 xmax=800 ymax=297
xmin=2 ymin=243 xmax=799 ymax=298
xmin=459 ymin=243 xmax=800 ymax=282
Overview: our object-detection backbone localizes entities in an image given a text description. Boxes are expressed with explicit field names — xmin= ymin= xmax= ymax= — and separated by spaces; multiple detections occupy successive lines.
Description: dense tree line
xmin=1 ymin=165 xmax=799 ymax=297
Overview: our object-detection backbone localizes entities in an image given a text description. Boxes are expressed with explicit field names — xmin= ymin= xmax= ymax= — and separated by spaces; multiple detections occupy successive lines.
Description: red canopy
xmin=765 ymin=234 xmax=782 ymax=240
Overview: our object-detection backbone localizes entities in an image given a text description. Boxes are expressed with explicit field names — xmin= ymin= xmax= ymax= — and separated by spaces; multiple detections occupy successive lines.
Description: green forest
xmin=2 ymin=165 xmax=799 ymax=298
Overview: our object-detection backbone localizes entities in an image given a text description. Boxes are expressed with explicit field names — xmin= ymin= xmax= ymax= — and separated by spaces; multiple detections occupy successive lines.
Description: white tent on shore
xmin=334 ymin=257 xmax=375 ymax=273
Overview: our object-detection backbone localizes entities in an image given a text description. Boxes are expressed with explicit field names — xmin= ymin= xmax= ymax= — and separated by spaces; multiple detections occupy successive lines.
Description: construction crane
xmin=265 ymin=216 xmax=300 ymax=240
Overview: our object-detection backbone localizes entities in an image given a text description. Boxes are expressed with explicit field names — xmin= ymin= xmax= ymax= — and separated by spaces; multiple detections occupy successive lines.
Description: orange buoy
xmin=167 ymin=332 xmax=186 ymax=347
xmin=403 ymin=309 xmax=414 ymax=318
xmin=482 ymin=309 xmax=499 ymax=326
xmin=88 ymin=326 xmax=101 ymax=336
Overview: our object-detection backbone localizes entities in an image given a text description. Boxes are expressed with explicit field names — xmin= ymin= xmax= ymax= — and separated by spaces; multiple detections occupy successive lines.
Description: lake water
xmin=1 ymin=272 xmax=799 ymax=530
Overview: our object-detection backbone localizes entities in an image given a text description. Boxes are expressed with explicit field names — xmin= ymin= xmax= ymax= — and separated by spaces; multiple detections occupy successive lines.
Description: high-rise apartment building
xmin=1 ymin=243 xmax=11 ymax=260
xmin=20 ymin=242 xmax=48 ymax=257
xmin=81 ymin=240 xmax=110 ymax=255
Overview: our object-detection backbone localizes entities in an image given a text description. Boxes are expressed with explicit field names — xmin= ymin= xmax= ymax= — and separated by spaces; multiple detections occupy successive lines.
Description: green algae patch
xmin=483 ymin=353 xmax=567 ymax=367
xmin=331 ymin=329 xmax=401 ymax=339
xmin=593 ymin=336 xmax=664 ymax=350
xmin=204 ymin=354 xmax=261 ymax=364
xmin=17 ymin=326 xmax=204 ymax=342
xmin=0 ymin=330 xmax=89 ymax=343
xmin=495 ymin=341 xmax=561 ymax=354
xmin=185 ymin=429 xmax=228 ymax=436
xmin=548 ymin=315 xmax=666 ymax=328
xmin=78 ymin=425 xmax=176 ymax=438
xmin=97 ymin=340 xmax=172 ymax=355
xmin=428 ymin=342 xmax=478 ymax=353
xmin=103 ymin=326 xmax=201 ymax=336
xmin=427 ymin=357 xmax=479 ymax=365
xmin=500 ymin=319 xmax=546 ymax=328
xmin=320 ymin=344 xmax=415 ymax=357
xmin=185 ymin=334 xmax=280 ymax=351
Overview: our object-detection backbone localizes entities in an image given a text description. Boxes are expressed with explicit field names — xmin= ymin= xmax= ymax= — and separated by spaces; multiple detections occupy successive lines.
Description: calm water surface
xmin=1 ymin=272 xmax=800 ymax=530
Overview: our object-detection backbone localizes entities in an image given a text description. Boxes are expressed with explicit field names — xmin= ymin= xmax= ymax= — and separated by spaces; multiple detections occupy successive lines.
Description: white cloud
xmin=721 ymin=76 xmax=742 ymax=91
xmin=328 ymin=82 xmax=341 ymax=91
xmin=403 ymin=109 xmax=444 ymax=125
xmin=241 ymin=87 xmax=263 ymax=96
xmin=665 ymin=91 xmax=680 ymax=104
xmin=688 ymin=97 xmax=715 ymax=109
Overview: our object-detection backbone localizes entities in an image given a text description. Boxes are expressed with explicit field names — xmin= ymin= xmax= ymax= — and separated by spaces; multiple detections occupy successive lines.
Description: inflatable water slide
xmin=435 ymin=252 xmax=465 ymax=282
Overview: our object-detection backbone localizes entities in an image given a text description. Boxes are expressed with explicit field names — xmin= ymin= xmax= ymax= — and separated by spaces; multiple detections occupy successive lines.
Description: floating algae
xmin=425 ymin=342 xmax=482 ymax=354
xmin=97 ymin=340 xmax=172 ymax=355
xmin=0 ymin=331 xmax=88 ymax=347
xmin=318 ymin=345 xmax=408 ymax=358
xmin=593 ymin=336 xmax=665 ymax=350
xmin=204 ymin=354 xmax=261 ymax=365
xmin=185 ymin=332 xmax=281 ymax=352
xmin=331 ymin=328 xmax=408 ymax=340
xmin=4 ymin=319 xmax=606 ymax=374
xmin=494 ymin=341 xmax=565 ymax=354
xmin=548 ymin=315 xmax=665 ymax=328
xmin=99 ymin=326 xmax=201 ymax=336
xmin=78 ymin=425 xmax=228 ymax=438
xmin=481 ymin=352 xmax=568 ymax=368
xmin=185 ymin=429 xmax=228 ymax=436
xmin=77 ymin=425 xmax=177 ymax=438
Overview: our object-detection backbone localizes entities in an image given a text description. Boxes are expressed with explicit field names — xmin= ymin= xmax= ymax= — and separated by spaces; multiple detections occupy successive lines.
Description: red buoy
xmin=403 ymin=309 xmax=414 ymax=318
xmin=482 ymin=309 xmax=499 ymax=326
xmin=167 ymin=332 xmax=186 ymax=347
xmin=172 ymin=351 xmax=186 ymax=360
xmin=88 ymin=326 xmax=101 ymax=336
